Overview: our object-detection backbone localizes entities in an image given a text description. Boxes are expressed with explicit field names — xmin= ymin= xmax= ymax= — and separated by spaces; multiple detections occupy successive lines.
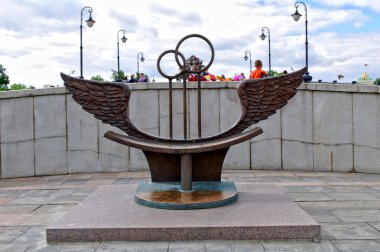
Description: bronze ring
xmin=157 ymin=49 xmax=186 ymax=79
xmin=174 ymin=34 xmax=215 ymax=74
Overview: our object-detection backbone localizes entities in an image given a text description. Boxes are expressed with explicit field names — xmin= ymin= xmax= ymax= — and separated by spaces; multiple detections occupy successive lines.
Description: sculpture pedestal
xmin=46 ymin=183 xmax=320 ymax=242
xmin=135 ymin=181 xmax=238 ymax=210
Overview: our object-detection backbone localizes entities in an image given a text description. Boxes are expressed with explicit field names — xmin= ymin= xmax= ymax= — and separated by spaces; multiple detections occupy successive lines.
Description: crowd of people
xmin=122 ymin=59 xmax=279 ymax=83
xmin=188 ymin=60 xmax=270 ymax=82
xmin=122 ymin=73 xmax=149 ymax=83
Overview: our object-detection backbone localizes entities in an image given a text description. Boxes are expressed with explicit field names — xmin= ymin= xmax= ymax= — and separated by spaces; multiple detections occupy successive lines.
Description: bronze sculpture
xmin=62 ymin=34 xmax=306 ymax=209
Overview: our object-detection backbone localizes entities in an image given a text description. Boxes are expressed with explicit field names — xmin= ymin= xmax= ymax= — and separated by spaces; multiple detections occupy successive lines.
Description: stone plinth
xmin=46 ymin=183 xmax=320 ymax=242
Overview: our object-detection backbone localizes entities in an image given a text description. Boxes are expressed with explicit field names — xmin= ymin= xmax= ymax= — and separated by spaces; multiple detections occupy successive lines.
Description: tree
xmin=10 ymin=83 xmax=27 ymax=90
xmin=268 ymin=70 xmax=280 ymax=76
xmin=111 ymin=69 xmax=125 ymax=82
xmin=91 ymin=75 xmax=104 ymax=81
xmin=0 ymin=64 xmax=10 ymax=89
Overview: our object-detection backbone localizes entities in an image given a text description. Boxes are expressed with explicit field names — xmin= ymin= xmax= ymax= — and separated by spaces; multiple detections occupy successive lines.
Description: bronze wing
xmin=217 ymin=67 xmax=306 ymax=138
xmin=61 ymin=73 xmax=155 ymax=140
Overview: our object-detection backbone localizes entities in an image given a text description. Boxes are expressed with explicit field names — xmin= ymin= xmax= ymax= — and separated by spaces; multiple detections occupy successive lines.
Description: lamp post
xmin=80 ymin=6 xmax=95 ymax=79
xmin=243 ymin=50 xmax=252 ymax=74
xmin=291 ymin=1 xmax=312 ymax=82
xmin=116 ymin=29 xmax=127 ymax=82
xmin=259 ymin=27 xmax=271 ymax=76
xmin=137 ymin=52 xmax=145 ymax=80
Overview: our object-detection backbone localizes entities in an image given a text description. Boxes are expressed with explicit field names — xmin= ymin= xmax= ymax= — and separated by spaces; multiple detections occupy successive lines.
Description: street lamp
xmin=259 ymin=27 xmax=271 ymax=76
xmin=292 ymin=1 xmax=312 ymax=82
xmin=116 ymin=29 xmax=127 ymax=82
xmin=243 ymin=50 xmax=252 ymax=74
xmin=80 ymin=6 xmax=95 ymax=79
xmin=137 ymin=52 xmax=145 ymax=79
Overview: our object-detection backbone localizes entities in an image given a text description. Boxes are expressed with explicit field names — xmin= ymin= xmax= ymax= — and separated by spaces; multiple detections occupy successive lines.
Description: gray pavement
xmin=0 ymin=170 xmax=380 ymax=251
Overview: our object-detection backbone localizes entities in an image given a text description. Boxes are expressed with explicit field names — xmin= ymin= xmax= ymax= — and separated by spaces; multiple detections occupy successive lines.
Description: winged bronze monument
xmin=62 ymin=34 xmax=306 ymax=209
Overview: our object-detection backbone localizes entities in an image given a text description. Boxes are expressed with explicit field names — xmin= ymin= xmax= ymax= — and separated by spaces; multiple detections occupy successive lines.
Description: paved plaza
xmin=1 ymin=170 xmax=380 ymax=251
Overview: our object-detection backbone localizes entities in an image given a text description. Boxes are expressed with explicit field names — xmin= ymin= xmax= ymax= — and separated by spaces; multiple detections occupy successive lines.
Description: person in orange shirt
xmin=249 ymin=60 xmax=268 ymax=79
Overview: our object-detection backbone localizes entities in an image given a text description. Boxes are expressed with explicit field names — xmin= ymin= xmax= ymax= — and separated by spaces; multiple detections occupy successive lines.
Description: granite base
xmin=46 ymin=183 xmax=320 ymax=242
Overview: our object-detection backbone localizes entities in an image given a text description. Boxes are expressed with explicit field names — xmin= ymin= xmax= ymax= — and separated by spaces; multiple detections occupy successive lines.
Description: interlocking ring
xmin=157 ymin=50 xmax=186 ymax=80
xmin=174 ymin=34 xmax=214 ymax=74
xmin=156 ymin=34 xmax=215 ymax=78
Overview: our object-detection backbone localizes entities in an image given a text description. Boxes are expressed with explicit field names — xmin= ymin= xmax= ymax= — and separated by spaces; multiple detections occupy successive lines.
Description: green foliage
xmin=111 ymin=69 xmax=125 ymax=82
xmin=91 ymin=75 xmax=104 ymax=81
xmin=0 ymin=64 xmax=10 ymax=88
xmin=268 ymin=70 xmax=280 ymax=76
xmin=374 ymin=78 xmax=380 ymax=85
xmin=10 ymin=83 xmax=27 ymax=90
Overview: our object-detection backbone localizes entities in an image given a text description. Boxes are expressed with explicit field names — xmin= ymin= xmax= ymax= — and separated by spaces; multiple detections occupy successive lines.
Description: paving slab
xmin=369 ymin=222 xmax=380 ymax=232
xmin=332 ymin=210 xmax=380 ymax=223
xmin=12 ymin=226 xmax=47 ymax=244
xmin=204 ymin=241 xmax=264 ymax=252
xmin=47 ymin=183 xmax=320 ymax=242
xmin=0 ymin=205 xmax=40 ymax=214
xmin=262 ymin=240 xmax=338 ymax=252
xmin=325 ymin=192 xmax=380 ymax=201
xmin=280 ymin=185 xmax=334 ymax=193
xmin=304 ymin=209 xmax=341 ymax=223
xmin=26 ymin=240 xmax=100 ymax=252
xmin=0 ymin=227 xmax=29 ymax=243
xmin=0 ymin=214 xmax=34 ymax=226
xmin=21 ymin=212 xmax=66 ymax=226
xmin=299 ymin=200 xmax=380 ymax=210
xmin=169 ymin=242 xmax=205 ymax=252
xmin=331 ymin=240 xmax=380 ymax=252
xmin=0 ymin=244 xmax=31 ymax=251
xmin=287 ymin=192 xmax=332 ymax=201
xmin=321 ymin=223 xmax=380 ymax=240
xmin=97 ymin=241 xmax=168 ymax=252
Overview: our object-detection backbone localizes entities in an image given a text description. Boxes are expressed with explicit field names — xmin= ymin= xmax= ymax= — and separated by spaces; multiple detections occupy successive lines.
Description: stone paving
xmin=1 ymin=170 xmax=380 ymax=251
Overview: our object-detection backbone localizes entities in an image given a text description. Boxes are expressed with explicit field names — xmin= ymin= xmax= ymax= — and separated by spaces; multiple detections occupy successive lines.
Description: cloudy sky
xmin=0 ymin=0 xmax=379 ymax=88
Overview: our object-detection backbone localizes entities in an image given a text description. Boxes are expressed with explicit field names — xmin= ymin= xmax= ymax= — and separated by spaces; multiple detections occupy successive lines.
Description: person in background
xmin=139 ymin=73 xmax=148 ymax=82
xmin=123 ymin=76 xmax=129 ymax=83
xmin=233 ymin=73 xmax=244 ymax=81
xmin=128 ymin=74 xmax=136 ymax=83
xmin=250 ymin=60 xmax=268 ymax=79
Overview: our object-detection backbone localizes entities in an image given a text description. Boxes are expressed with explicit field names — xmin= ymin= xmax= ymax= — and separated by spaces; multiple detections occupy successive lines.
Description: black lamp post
xmin=292 ymin=1 xmax=312 ymax=82
xmin=80 ymin=6 xmax=95 ymax=79
xmin=243 ymin=50 xmax=252 ymax=73
xmin=116 ymin=29 xmax=127 ymax=82
xmin=137 ymin=52 xmax=145 ymax=79
xmin=259 ymin=27 xmax=271 ymax=76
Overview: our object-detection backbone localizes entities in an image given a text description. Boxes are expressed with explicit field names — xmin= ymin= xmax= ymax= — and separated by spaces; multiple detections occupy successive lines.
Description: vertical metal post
xmin=79 ymin=6 xmax=94 ymax=79
xmin=169 ymin=78 xmax=173 ymax=139
xmin=197 ymin=72 xmax=202 ymax=138
xmin=249 ymin=58 xmax=252 ymax=74
xmin=181 ymin=154 xmax=192 ymax=191
xmin=305 ymin=17 xmax=309 ymax=74
xmin=80 ymin=22 xmax=83 ymax=79
xmin=137 ymin=56 xmax=139 ymax=78
xmin=182 ymin=74 xmax=187 ymax=139
xmin=268 ymin=33 xmax=271 ymax=76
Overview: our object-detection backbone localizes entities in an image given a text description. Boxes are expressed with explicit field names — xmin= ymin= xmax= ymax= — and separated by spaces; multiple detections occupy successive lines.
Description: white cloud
xmin=0 ymin=0 xmax=379 ymax=88
xmin=316 ymin=0 xmax=380 ymax=13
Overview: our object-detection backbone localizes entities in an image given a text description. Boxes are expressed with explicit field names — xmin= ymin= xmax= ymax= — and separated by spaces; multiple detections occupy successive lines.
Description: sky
xmin=0 ymin=0 xmax=379 ymax=88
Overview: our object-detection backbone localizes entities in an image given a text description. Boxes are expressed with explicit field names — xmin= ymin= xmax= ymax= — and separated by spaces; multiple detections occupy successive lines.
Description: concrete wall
xmin=0 ymin=82 xmax=379 ymax=178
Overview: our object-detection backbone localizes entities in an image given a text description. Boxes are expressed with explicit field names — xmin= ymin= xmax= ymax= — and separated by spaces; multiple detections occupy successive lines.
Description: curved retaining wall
xmin=0 ymin=82 xmax=379 ymax=178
